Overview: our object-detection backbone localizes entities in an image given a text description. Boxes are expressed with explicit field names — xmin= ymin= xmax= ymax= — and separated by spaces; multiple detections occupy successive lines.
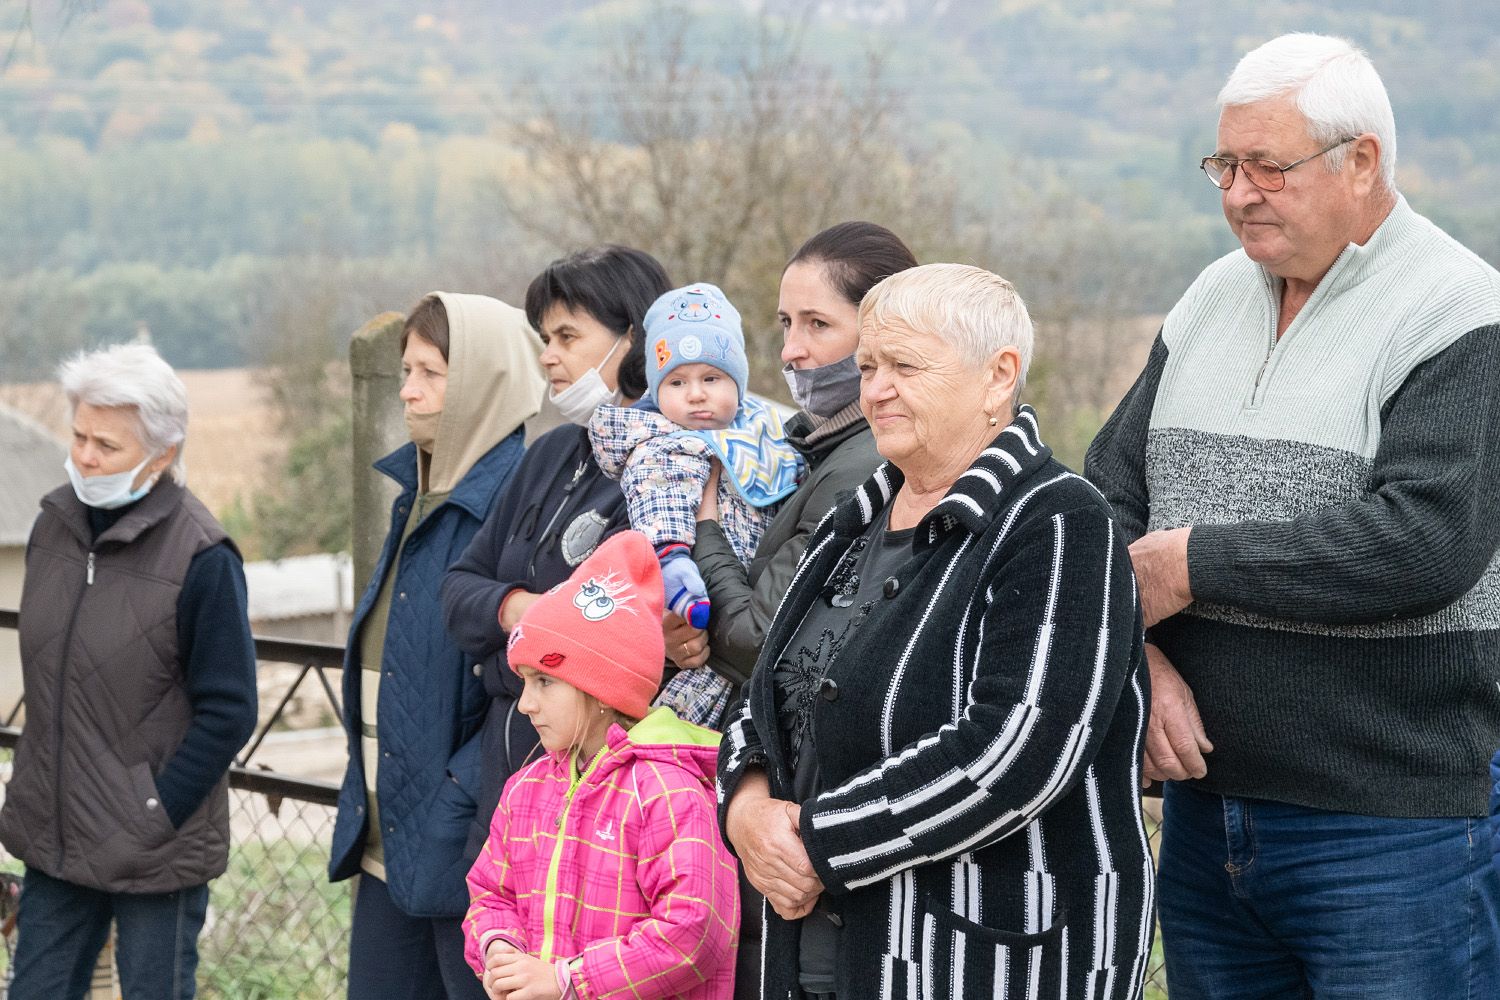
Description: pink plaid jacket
xmin=464 ymin=708 xmax=739 ymax=999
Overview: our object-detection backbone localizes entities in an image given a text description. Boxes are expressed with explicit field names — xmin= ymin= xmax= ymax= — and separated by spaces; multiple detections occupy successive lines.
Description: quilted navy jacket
xmin=329 ymin=432 xmax=526 ymax=917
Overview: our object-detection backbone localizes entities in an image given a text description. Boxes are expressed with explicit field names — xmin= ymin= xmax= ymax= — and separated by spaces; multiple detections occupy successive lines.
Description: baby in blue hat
xmin=589 ymin=282 xmax=803 ymax=726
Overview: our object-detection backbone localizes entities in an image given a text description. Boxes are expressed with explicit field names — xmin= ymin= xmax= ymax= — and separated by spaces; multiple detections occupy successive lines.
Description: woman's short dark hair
xmin=401 ymin=295 xmax=450 ymax=362
xmin=786 ymin=221 xmax=919 ymax=307
xmin=524 ymin=245 xmax=672 ymax=402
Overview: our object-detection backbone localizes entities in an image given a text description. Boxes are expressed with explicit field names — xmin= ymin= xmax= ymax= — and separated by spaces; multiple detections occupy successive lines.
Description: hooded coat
xmin=464 ymin=708 xmax=739 ymax=999
xmin=329 ymin=292 xmax=545 ymax=918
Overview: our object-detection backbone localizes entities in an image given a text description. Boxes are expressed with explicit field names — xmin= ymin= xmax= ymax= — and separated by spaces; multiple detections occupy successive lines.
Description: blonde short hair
xmin=858 ymin=262 xmax=1034 ymax=398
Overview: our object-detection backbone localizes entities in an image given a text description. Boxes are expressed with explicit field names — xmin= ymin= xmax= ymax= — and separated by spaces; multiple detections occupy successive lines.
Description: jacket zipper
xmin=539 ymin=748 xmax=605 ymax=959
xmin=53 ymin=550 xmax=95 ymax=871
xmin=526 ymin=459 xmax=587 ymax=580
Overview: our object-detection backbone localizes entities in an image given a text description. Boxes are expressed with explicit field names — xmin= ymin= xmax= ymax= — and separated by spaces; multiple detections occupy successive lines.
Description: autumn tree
xmin=491 ymin=2 xmax=973 ymax=392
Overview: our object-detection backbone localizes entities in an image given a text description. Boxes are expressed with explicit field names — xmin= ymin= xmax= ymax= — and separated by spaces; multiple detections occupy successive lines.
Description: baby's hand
xmin=659 ymin=548 xmax=711 ymax=627
xmin=488 ymin=952 xmax=564 ymax=1000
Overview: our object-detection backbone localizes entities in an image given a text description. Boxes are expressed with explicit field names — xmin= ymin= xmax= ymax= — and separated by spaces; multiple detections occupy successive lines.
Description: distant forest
xmin=2 ymin=0 xmax=1497 ymax=373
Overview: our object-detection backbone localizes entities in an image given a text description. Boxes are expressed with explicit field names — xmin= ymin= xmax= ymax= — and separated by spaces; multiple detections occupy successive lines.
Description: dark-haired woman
xmin=690 ymin=222 xmax=917 ymax=1000
xmin=441 ymin=245 xmax=680 ymax=862
xmin=330 ymin=293 xmax=546 ymax=998
xmin=693 ymin=222 xmax=918 ymax=693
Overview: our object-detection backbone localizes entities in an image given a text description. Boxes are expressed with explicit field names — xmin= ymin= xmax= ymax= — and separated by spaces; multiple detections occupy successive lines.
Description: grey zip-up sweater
xmin=1086 ymin=196 xmax=1500 ymax=818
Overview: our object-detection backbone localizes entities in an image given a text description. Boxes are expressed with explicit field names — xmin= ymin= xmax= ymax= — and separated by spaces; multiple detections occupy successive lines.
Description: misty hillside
xmin=2 ymin=0 xmax=1497 ymax=371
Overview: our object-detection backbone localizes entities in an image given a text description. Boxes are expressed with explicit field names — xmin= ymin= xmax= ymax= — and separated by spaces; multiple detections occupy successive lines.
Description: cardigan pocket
xmin=918 ymin=894 xmax=1070 ymax=999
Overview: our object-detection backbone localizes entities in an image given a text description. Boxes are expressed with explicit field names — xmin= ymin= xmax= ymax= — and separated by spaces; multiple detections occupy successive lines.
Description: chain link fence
xmin=198 ymin=785 xmax=350 ymax=999
xmin=0 ymin=743 xmax=353 ymax=1000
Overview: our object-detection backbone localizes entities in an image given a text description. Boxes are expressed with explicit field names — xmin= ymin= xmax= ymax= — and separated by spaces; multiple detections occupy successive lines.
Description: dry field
xmin=0 ymin=368 xmax=284 ymax=518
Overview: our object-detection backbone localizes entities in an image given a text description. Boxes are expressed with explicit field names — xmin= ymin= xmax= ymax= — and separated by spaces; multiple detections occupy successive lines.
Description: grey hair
xmin=1217 ymin=32 xmax=1397 ymax=190
xmin=58 ymin=343 xmax=189 ymax=479
xmin=858 ymin=262 xmax=1034 ymax=401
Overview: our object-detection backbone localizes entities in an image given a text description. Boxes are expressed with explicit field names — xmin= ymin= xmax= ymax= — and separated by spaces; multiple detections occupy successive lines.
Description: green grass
xmin=199 ymin=838 xmax=351 ymax=1000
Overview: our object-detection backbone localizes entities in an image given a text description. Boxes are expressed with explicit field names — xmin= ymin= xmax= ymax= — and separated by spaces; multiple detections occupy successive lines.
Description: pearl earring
xmin=988 ymin=415 xmax=999 ymax=427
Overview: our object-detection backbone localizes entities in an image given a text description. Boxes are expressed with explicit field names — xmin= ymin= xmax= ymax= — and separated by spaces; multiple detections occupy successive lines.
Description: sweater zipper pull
xmin=86 ymin=552 xmax=95 ymax=585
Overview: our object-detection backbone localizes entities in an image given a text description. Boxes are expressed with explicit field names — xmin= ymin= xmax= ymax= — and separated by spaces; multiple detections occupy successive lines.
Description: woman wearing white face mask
xmin=441 ymin=245 xmax=680 ymax=862
xmin=0 ymin=344 xmax=258 ymax=1000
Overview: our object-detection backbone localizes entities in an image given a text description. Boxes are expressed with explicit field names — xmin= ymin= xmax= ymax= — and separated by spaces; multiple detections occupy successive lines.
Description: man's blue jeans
xmin=8 ymin=866 xmax=209 ymax=1000
xmin=1158 ymin=783 xmax=1500 ymax=999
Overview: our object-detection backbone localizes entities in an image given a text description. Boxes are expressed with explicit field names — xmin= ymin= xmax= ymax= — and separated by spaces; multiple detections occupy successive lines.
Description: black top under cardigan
xmin=717 ymin=406 xmax=1155 ymax=1000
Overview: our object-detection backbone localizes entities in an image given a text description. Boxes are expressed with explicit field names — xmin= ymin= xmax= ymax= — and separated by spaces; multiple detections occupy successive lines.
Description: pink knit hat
xmin=506 ymin=531 xmax=665 ymax=718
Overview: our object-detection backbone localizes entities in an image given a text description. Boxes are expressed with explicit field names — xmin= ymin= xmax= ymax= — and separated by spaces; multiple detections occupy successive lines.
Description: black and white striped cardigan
xmin=717 ymin=407 xmax=1154 ymax=1000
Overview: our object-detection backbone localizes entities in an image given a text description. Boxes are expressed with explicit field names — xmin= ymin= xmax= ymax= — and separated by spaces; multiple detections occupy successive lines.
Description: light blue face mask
xmin=64 ymin=454 xmax=160 ymax=510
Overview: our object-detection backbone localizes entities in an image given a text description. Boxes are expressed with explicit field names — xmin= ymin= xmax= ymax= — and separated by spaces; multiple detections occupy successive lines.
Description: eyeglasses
xmin=1200 ymin=137 xmax=1358 ymax=192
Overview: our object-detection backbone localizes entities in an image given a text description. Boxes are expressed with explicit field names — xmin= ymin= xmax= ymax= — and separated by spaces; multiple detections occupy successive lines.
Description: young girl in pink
xmin=463 ymin=531 xmax=739 ymax=1000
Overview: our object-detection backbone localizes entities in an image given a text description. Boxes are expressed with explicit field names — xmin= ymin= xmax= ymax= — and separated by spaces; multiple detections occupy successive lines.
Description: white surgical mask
xmin=549 ymin=337 xmax=625 ymax=426
xmin=782 ymin=354 xmax=862 ymax=418
xmin=64 ymin=454 xmax=160 ymax=510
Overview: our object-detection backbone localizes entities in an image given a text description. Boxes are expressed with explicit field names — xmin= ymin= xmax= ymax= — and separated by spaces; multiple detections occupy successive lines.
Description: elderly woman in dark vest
xmin=0 ymin=344 xmax=257 ymax=1000
xmin=717 ymin=264 xmax=1154 ymax=999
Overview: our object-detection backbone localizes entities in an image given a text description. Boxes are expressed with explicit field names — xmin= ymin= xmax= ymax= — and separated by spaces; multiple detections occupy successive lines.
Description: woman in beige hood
xmin=329 ymin=292 xmax=545 ymax=1000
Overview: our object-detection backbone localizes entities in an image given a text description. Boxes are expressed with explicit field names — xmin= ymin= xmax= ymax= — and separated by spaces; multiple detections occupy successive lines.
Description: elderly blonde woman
xmin=0 ymin=344 xmax=257 ymax=1000
xmin=717 ymin=264 xmax=1154 ymax=999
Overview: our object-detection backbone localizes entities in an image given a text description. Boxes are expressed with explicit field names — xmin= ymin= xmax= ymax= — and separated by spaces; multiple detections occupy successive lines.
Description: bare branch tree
xmin=489 ymin=1 xmax=970 ymax=392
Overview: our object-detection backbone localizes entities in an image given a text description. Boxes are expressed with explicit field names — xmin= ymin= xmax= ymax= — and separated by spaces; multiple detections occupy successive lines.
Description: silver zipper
xmin=86 ymin=552 xmax=95 ymax=585
xmin=1251 ymin=273 xmax=1281 ymax=405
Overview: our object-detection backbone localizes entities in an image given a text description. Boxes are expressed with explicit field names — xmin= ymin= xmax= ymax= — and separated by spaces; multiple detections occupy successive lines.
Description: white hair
xmin=1217 ymin=32 xmax=1397 ymax=190
xmin=859 ymin=262 xmax=1034 ymax=400
xmin=58 ymin=344 xmax=189 ymax=479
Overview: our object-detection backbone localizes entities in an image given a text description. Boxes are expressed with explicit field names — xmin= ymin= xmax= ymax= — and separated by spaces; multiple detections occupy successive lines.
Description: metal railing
xmin=0 ymin=609 xmax=1169 ymax=998
xmin=0 ymin=608 xmax=351 ymax=999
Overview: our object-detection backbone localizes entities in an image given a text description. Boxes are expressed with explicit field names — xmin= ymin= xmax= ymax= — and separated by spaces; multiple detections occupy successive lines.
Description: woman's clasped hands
xmin=725 ymin=770 xmax=825 ymax=920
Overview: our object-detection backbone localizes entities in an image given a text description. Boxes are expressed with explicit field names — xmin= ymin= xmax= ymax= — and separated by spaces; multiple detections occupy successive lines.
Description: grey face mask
xmin=782 ymin=354 xmax=862 ymax=418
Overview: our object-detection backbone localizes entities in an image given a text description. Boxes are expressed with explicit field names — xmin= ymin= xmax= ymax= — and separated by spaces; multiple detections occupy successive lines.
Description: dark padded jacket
xmin=328 ymin=432 xmax=526 ymax=917
xmin=441 ymin=423 xmax=629 ymax=856
xmin=0 ymin=480 xmax=240 ymax=893
xmin=693 ymin=413 xmax=881 ymax=694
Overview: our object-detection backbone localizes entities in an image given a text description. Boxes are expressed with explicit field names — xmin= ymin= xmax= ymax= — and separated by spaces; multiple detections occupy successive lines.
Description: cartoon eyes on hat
xmin=573 ymin=579 xmax=617 ymax=621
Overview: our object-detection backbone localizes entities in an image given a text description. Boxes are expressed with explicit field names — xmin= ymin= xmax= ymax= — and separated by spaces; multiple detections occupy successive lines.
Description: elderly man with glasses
xmin=1087 ymin=31 xmax=1500 ymax=999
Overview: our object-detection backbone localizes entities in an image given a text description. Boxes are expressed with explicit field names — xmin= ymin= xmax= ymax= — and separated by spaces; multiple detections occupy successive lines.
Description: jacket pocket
xmin=918 ymin=894 xmax=1070 ymax=999
xmin=126 ymin=762 xmax=178 ymax=851
xmin=404 ymin=734 xmax=486 ymax=915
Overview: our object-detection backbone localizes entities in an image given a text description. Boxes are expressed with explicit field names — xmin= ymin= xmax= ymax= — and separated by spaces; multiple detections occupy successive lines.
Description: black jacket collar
xmin=832 ymin=405 xmax=1052 ymax=544
xmin=42 ymin=477 xmax=186 ymax=549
